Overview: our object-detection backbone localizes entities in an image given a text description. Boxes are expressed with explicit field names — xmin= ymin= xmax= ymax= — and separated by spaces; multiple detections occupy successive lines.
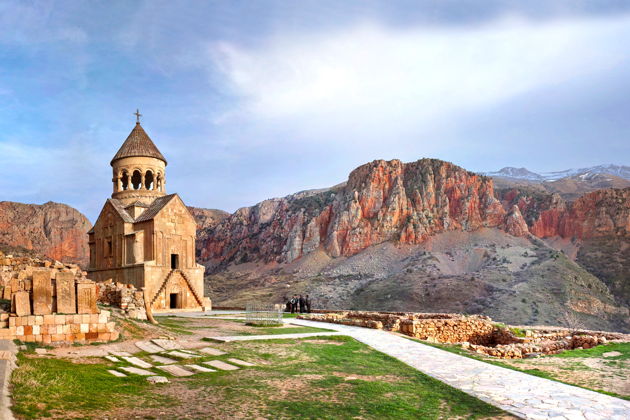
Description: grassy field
xmin=407 ymin=337 xmax=629 ymax=400
xmin=11 ymin=324 xmax=513 ymax=419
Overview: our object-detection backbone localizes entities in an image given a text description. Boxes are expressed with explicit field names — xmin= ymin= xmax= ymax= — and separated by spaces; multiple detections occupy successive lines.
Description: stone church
xmin=88 ymin=115 xmax=207 ymax=312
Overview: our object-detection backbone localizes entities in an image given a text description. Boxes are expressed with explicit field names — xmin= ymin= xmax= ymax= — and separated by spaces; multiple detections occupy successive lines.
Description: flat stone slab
xmin=185 ymin=364 xmax=216 ymax=373
xmin=227 ymin=358 xmax=255 ymax=367
xmin=34 ymin=348 xmax=48 ymax=355
xmin=203 ymin=360 xmax=239 ymax=371
xmin=151 ymin=339 xmax=182 ymax=350
xmin=179 ymin=349 xmax=199 ymax=355
xmin=135 ymin=341 xmax=164 ymax=354
xmin=104 ymin=356 xmax=119 ymax=362
xmin=602 ymin=351 xmax=622 ymax=358
xmin=198 ymin=347 xmax=226 ymax=356
xmin=207 ymin=331 xmax=344 ymax=342
xmin=122 ymin=356 xmax=153 ymax=369
xmin=157 ymin=365 xmax=195 ymax=377
xmin=120 ymin=366 xmax=154 ymax=376
xmin=147 ymin=376 xmax=169 ymax=384
xmin=107 ymin=370 xmax=127 ymax=377
xmin=150 ymin=355 xmax=177 ymax=365
xmin=109 ymin=351 xmax=132 ymax=357
xmin=167 ymin=350 xmax=200 ymax=359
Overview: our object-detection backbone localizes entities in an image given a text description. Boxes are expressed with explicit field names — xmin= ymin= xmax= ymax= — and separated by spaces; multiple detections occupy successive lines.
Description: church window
xmin=145 ymin=170 xmax=154 ymax=190
xmin=121 ymin=171 xmax=129 ymax=190
xmin=131 ymin=170 xmax=142 ymax=190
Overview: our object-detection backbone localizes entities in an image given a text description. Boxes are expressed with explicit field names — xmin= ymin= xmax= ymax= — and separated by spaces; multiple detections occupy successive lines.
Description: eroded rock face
xmin=199 ymin=159 xmax=510 ymax=267
xmin=0 ymin=201 xmax=91 ymax=266
xmin=500 ymin=187 xmax=630 ymax=240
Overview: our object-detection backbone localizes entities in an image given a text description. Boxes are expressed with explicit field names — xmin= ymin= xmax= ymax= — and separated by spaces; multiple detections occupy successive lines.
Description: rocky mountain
xmin=199 ymin=158 xmax=630 ymax=332
xmin=484 ymin=164 xmax=630 ymax=182
xmin=188 ymin=207 xmax=230 ymax=231
xmin=487 ymin=165 xmax=630 ymax=201
xmin=0 ymin=201 xmax=92 ymax=266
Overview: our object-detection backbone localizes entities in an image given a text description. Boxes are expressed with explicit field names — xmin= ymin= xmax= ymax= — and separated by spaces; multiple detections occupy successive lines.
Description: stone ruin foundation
xmin=299 ymin=311 xmax=628 ymax=359
xmin=0 ymin=251 xmax=119 ymax=344
xmin=97 ymin=279 xmax=148 ymax=320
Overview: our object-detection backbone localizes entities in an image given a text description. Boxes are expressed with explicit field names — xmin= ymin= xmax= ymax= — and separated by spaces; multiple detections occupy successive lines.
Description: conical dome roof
xmin=111 ymin=123 xmax=167 ymax=165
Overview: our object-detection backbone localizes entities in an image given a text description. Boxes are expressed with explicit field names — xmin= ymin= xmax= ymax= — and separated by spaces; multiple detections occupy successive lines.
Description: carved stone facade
xmin=88 ymin=121 xmax=207 ymax=312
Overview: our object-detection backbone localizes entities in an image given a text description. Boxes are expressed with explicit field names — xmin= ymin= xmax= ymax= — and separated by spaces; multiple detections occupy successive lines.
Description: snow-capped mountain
xmin=484 ymin=164 xmax=630 ymax=182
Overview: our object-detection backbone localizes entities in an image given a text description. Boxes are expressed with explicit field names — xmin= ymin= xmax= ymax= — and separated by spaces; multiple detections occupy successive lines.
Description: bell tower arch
xmin=110 ymin=113 xmax=168 ymax=206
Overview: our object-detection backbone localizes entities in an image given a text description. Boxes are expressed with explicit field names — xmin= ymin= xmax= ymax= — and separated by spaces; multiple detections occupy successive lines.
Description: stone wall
xmin=299 ymin=311 xmax=629 ymax=359
xmin=0 ymin=311 xmax=118 ymax=344
xmin=97 ymin=280 xmax=147 ymax=320
xmin=0 ymin=251 xmax=119 ymax=344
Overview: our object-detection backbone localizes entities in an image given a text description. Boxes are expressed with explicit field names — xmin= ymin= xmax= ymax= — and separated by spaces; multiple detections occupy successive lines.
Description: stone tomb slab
xmin=198 ymin=347 xmax=226 ymax=356
xmin=157 ymin=365 xmax=195 ymax=377
xmin=120 ymin=366 xmax=154 ymax=376
xmin=32 ymin=269 xmax=53 ymax=315
xmin=151 ymin=339 xmax=181 ymax=350
xmin=167 ymin=350 xmax=200 ymax=359
xmin=227 ymin=358 xmax=255 ymax=367
xmin=76 ymin=281 xmax=98 ymax=314
xmin=13 ymin=291 xmax=31 ymax=316
xmin=55 ymin=271 xmax=76 ymax=314
xmin=122 ymin=356 xmax=153 ymax=369
xmin=109 ymin=351 xmax=132 ymax=357
xmin=203 ymin=360 xmax=240 ymax=371
xmin=108 ymin=370 xmax=127 ymax=377
xmin=150 ymin=355 xmax=177 ymax=365
xmin=135 ymin=341 xmax=164 ymax=354
xmin=105 ymin=356 xmax=119 ymax=362
xmin=185 ymin=364 xmax=215 ymax=373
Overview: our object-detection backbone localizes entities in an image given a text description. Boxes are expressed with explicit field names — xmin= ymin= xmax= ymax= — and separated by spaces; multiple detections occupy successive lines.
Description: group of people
xmin=286 ymin=294 xmax=312 ymax=313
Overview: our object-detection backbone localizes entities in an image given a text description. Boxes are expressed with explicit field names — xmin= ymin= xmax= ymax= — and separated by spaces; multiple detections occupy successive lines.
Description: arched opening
xmin=145 ymin=170 xmax=154 ymax=190
xmin=121 ymin=171 xmax=129 ymax=190
xmin=131 ymin=170 xmax=142 ymax=190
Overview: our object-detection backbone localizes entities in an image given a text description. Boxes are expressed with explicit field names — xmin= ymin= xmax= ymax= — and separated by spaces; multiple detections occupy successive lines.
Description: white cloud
xmin=208 ymin=16 xmax=630 ymax=135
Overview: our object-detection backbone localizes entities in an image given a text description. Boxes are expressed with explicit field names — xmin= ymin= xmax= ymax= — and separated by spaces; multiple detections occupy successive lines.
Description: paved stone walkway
xmin=286 ymin=318 xmax=630 ymax=420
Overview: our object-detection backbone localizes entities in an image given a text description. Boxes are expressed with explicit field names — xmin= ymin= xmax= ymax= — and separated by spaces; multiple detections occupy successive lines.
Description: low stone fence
xmin=0 ymin=310 xmax=118 ymax=344
xmin=299 ymin=311 xmax=627 ymax=359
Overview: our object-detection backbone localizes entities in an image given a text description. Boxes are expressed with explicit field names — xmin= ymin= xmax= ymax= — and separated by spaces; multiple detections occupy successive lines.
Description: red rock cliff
xmin=198 ymin=159 xmax=510 ymax=266
xmin=499 ymin=187 xmax=630 ymax=240
xmin=0 ymin=201 xmax=92 ymax=266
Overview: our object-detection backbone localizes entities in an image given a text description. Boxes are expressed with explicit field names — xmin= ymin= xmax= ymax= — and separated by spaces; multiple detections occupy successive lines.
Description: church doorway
xmin=171 ymin=254 xmax=179 ymax=269
xmin=169 ymin=293 xmax=181 ymax=309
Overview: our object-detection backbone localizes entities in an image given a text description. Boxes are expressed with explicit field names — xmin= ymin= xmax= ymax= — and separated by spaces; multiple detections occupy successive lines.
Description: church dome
xmin=110 ymin=122 xmax=167 ymax=166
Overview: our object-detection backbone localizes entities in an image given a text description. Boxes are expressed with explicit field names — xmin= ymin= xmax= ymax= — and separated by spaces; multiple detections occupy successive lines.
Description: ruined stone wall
xmin=299 ymin=311 xmax=628 ymax=359
xmin=98 ymin=280 xmax=147 ymax=320
xmin=0 ymin=251 xmax=119 ymax=344
xmin=0 ymin=311 xmax=118 ymax=344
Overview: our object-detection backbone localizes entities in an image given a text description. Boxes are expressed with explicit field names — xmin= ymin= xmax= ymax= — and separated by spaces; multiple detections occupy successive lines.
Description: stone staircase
xmin=150 ymin=269 xmax=204 ymax=308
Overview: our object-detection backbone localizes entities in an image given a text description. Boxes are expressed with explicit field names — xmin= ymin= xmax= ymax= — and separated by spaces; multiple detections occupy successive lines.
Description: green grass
xmin=183 ymin=335 xmax=509 ymax=419
xmin=11 ymin=354 xmax=175 ymax=419
xmin=11 ymin=335 xmax=510 ymax=419
xmin=550 ymin=342 xmax=629 ymax=360
xmin=236 ymin=325 xmax=334 ymax=336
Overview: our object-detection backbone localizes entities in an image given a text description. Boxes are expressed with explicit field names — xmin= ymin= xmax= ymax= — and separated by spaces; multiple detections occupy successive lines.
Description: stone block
xmin=43 ymin=314 xmax=54 ymax=325
xmin=55 ymin=315 xmax=66 ymax=325
xmin=55 ymin=271 xmax=76 ymax=314
xmin=77 ymin=282 xmax=98 ymax=314
xmin=32 ymin=325 xmax=40 ymax=335
xmin=15 ymin=326 xmax=24 ymax=336
xmin=13 ymin=291 xmax=31 ymax=316
xmin=32 ymin=269 xmax=53 ymax=315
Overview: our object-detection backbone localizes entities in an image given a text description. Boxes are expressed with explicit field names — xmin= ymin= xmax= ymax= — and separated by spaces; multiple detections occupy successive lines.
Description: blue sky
xmin=1 ymin=1 xmax=629 ymax=222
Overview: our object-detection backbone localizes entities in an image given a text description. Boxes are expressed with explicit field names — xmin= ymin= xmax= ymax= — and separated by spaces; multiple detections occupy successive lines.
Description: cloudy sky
xmin=1 ymin=1 xmax=629 ymax=221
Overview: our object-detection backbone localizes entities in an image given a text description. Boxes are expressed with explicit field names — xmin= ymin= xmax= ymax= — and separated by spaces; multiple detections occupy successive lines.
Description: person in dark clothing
xmin=305 ymin=294 xmax=312 ymax=313
xmin=285 ymin=300 xmax=292 ymax=313
xmin=298 ymin=295 xmax=305 ymax=313
xmin=290 ymin=295 xmax=297 ymax=313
